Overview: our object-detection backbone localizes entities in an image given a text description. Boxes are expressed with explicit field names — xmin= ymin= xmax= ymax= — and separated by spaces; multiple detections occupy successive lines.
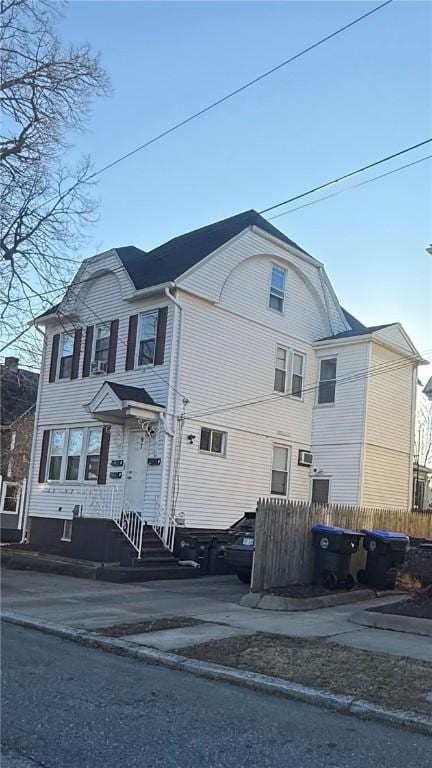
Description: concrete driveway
xmin=2 ymin=568 xmax=431 ymax=661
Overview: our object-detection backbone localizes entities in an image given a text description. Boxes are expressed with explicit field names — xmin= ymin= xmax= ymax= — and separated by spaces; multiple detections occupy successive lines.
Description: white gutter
xmin=20 ymin=328 xmax=46 ymax=543
xmin=162 ymin=286 xmax=185 ymax=518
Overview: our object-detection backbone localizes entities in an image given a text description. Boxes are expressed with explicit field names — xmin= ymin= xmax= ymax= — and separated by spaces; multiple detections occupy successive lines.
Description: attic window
xmin=269 ymin=265 xmax=286 ymax=312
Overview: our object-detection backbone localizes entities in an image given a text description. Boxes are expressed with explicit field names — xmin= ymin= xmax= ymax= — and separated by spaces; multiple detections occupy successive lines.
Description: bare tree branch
xmin=0 ymin=0 xmax=111 ymax=366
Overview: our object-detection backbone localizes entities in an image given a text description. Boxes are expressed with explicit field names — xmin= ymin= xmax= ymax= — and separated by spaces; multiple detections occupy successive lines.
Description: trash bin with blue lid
xmin=357 ymin=529 xmax=409 ymax=589
xmin=311 ymin=524 xmax=363 ymax=590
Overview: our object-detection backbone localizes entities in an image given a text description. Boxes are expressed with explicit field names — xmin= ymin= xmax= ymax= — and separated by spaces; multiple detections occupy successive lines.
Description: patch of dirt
xmin=181 ymin=633 xmax=432 ymax=715
xmin=92 ymin=617 xmax=203 ymax=637
xmin=267 ymin=584 xmax=368 ymax=598
xmin=370 ymin=600 xmax=432 ymax=620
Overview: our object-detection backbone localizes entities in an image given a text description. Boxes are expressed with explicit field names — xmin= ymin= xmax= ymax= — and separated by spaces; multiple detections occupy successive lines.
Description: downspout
xmin=20 ymin=327 xmax=47 ymax=543
xmin=409 ymin=365 xmax=418 ymax=510
xmin=163 ymin=286 xmax=184 ymax=522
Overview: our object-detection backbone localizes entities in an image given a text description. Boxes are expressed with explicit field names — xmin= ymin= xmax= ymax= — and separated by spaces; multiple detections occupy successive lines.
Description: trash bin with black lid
xmin=311 ymin=524 xmax=363 ymax=590
xmin=357 ymin=529 xmax=409 ymax=589
xmin=177 ymin=535 xmax=210 ymax=575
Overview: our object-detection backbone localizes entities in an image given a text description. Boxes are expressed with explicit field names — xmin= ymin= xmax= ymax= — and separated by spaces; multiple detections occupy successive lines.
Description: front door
xmin=125 ymin=431 xmax=149 ymax=512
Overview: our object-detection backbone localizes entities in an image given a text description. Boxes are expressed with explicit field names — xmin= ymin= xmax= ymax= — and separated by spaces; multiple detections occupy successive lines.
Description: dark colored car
xmin=223 ymin=512 xmax=256 ymax=583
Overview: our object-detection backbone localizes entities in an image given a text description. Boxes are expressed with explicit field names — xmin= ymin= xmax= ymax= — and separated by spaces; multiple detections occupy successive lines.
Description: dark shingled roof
xmin=318 ymin=308 xmax=394 ymax=342
xmin=35 ymin=303 xmax=61 ymax=320
xmin=116 ymin=209 xmax=310 ymax=290
xmin=107 ymin=382 xmax=162 ymax=408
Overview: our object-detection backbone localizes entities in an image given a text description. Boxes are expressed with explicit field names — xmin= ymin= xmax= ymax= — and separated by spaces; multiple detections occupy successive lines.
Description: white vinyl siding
xmin=361 ymin=342 xmax=415 ymax=509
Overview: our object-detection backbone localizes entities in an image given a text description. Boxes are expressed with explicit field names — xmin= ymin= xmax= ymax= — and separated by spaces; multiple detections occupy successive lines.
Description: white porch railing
xmin=152 ymin=496 xmax=176 ymax=553
xmin=79 ymin=486 xmax=145 ymax=560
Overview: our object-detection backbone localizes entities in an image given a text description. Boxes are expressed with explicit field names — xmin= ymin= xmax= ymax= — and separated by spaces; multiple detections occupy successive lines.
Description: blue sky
xmin=59 ymin=1 xmax=431 ymax=377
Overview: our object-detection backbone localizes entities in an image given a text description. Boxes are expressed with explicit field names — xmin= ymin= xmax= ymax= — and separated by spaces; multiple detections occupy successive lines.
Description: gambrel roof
xmin=115 ymin=209 xmax=310 ymax=291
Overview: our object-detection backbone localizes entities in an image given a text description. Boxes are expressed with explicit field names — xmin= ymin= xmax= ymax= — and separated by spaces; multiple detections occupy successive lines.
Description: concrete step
xmin=96 ymin=563 xmax=197 ymax=583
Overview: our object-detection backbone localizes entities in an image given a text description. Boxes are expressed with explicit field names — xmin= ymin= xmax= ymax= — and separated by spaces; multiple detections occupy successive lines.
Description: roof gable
xmin=116 ymin=210 xmax=310 ymax=291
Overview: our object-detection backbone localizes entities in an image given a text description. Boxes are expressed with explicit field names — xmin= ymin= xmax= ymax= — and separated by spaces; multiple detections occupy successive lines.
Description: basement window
xmin=61 ymin=519 xmax=73 ymax=542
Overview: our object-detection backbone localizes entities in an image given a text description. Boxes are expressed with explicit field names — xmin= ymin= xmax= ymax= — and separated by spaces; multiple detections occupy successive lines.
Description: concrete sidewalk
xmin=2 ymin=569 xmax=431 ymax=661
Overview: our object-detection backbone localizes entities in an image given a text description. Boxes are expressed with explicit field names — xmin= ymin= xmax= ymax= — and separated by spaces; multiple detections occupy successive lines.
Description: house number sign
xmin=147 ymin=458 xmax=161 ymax=466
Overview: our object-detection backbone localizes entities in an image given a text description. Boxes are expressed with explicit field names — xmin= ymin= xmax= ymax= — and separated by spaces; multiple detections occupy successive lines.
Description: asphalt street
xmin=1 ymin=622 xmax=430 ymax=768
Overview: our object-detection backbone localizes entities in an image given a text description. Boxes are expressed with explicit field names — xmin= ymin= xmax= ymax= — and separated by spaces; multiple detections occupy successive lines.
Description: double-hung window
xmin=291 ymin=353 xmax=304 ymax=398
xmin=59 ymin=333 xmax=74 ymax=379
xmin=200 ymin=428 xmax=227 ymax=456
xmin=269 ymin=265 xmax=286 ymax=312
xmin=46 ymin=426 xmax=102 ymax=482
xmin=94 ymin=324 xmax=110 ymax=365
xmin=274 ymin=347 xmax=288 ymax=393
xmin=311 ymin=478 xmax=330 ymax=504
xmin=84 ymin=428 xmax=103 ymax=480
xmin=318 ymin=358 xmax=337 ymax=404
xmin=271 ymin=446 xmax=289 ymax=495
xmin=66 ymin=429 xmax=84 ymax=480
xmin=48 ymin=430 xmax=66 ymax=480
xmin=137 ymin=312 xmax=157 ymax=366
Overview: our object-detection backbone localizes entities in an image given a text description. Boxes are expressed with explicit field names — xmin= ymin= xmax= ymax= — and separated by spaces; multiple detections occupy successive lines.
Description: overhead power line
xmin=185 ymin=348 xmax=430 ymax=422
xmin=83 ymin=1 xmax=393 ymax=184
xmin=269 ymin=154 xmax=432 ymax=219
xmin=259 ymin=138 xmax=432 ymax=215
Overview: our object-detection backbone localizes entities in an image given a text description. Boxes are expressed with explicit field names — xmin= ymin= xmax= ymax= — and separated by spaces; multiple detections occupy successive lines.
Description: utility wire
xmin=269 ymin=154 xmax=432 ymax=219
xmin=6 ymin=143 xmax=430 ymax=318
xmin=259 ymin=138 xmax=432 ymax=215
xmin=83 ymin=1 xmax=393 ymax=184
xmin=185 ymin=348 xmax=430 ymax=421
xmin=63 ymin=283 xmax=189 ymax=402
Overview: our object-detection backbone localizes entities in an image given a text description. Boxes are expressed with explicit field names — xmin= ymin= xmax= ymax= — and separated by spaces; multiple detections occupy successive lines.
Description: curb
xmin=350 ymin=609 xmax=432 ymax=638
xmin=2 ymin=610 xmax=431 ymax=737
xmin=241 ymin=588 xmax=380 ymax=611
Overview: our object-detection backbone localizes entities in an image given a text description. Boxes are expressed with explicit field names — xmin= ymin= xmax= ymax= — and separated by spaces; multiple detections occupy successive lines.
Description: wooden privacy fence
xmin=251 ymin=499 xmax=432 ymax=593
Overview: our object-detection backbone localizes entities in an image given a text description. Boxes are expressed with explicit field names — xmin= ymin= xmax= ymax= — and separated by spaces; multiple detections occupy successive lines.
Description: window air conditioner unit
xmin=298 ymin=450 xmax=313 ymax=467
xmin=91 ymin=360 xmax=107 ymax=375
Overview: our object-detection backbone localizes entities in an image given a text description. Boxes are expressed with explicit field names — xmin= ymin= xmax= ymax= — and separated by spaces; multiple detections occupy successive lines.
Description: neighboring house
xmin=413 ymin=463 xmax=432 ymax=510
xmin=1 ymin=357 xmax=39 ymax=541
xmin=24 ymin=209 xmax=426 ymax=564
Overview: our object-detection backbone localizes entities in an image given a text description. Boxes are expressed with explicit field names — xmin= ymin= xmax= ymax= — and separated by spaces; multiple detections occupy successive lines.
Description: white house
xmin=24 ymin=210 xmax=425 ymax=568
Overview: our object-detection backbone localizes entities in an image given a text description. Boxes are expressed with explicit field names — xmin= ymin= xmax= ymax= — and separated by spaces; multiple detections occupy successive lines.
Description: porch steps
xmin=101 ymin=525 xmax=197 ymax=582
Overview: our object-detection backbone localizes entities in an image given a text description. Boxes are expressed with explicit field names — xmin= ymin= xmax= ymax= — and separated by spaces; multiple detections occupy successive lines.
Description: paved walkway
xmin=2 ymin=569 xmax=431 ymax=661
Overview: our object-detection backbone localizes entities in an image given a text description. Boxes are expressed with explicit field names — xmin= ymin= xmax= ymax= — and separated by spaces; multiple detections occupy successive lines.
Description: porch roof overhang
xmin=85 ymin=381 xmax=165 ymax=424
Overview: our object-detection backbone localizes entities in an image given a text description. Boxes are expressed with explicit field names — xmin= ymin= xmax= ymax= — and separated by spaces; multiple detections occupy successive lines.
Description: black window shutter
xmin=82 ymin=326 xmax=94 ymax=378
xmin=154 ymin=306 xmax=168 ymax=366
xmin=38 ymin=430 xmax=50 ymax=482
xmin=107 ymin=319 xmax=119 ymax=374
xmin=48 ymin=334 xmax=60 ymax=382
xmin=97 ymin=426 xmax=111 ymax=485
xmin=126 ymin=315 xmax=138 ymax=370
xmin=71 ymin=329 xmax=82 ymax=380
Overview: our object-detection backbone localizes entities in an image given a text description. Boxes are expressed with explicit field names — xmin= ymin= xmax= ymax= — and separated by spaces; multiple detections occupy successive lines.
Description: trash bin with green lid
xmin=311 ymin=524 xmax=363 ymax=590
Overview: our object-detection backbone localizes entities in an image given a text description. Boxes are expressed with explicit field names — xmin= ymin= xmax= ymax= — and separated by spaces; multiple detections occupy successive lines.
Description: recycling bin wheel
xmin=345 ymin=574 xmax=355 ymax=590
xmin=322 ymin=570 xmax=338 ymax=590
